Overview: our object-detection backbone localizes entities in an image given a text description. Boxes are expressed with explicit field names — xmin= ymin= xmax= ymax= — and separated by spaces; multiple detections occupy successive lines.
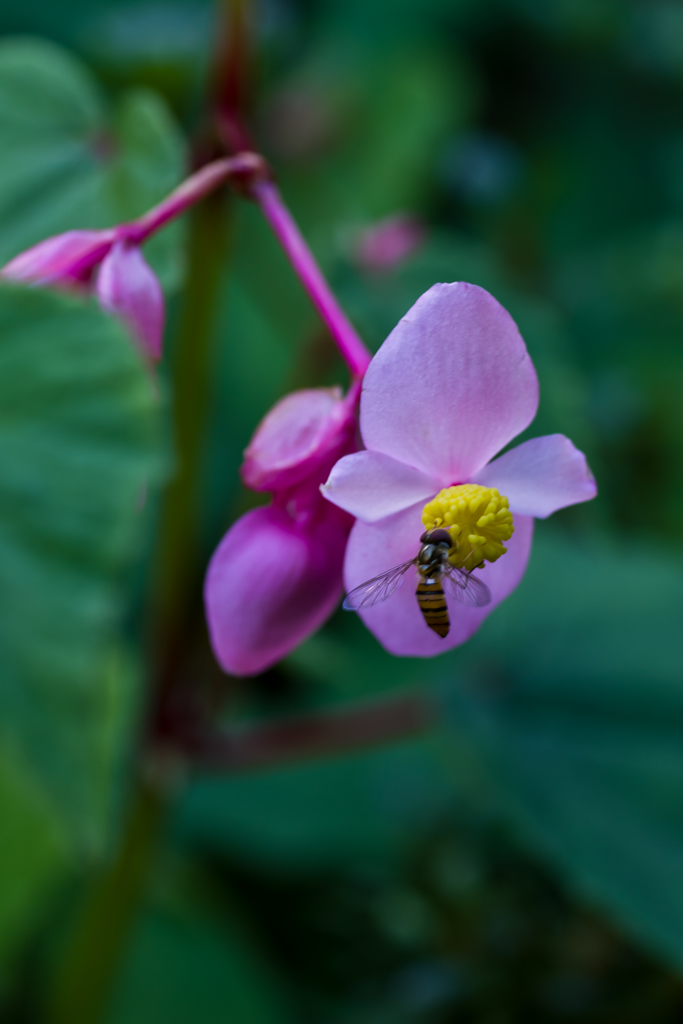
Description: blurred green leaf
xmin=435 ymin=527 xmax=683 ymax=969
xmin=234 ymin=523 xmax=683 ymax=968
xmin=175 ymin=739 xmax=454 ymax=870
xmin=0 ymin=741 xmax=69 ymax=990
xmin=274 ymin=40 xmax=473 ymax=254
xmin=105 ymin=883 xmax=292 ymax=1024
xmin=0 ymin=36 xmax=186 ymax=285
xmin=337 ymin=46 xmax=471 ymax=219
xmin=0 ymin=283 xmax=163 ymax=851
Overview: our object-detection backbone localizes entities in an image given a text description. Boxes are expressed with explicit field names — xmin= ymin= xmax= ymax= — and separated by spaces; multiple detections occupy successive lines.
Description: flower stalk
xmin=124 ymin=152 xmax=266 ymax=243
xmin=177 ymin=690 xmax=433 ymax=769
xmin=251 ymin=178 xmax=372 ymax=379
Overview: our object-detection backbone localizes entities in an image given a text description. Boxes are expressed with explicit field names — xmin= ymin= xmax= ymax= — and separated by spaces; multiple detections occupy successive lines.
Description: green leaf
xmin=0 ymin=37 xmax=186 ymax=284
xmin=278 ymin=42 xmax=472 ymax=235
xmin=436 ymin=527 xmax=683 ymax=969
xmin=0 ymin=283 xmax=163 ymax=851
xmin=248 ymin=523 xmax=683 ymax=968
xmin=0 ymin=741 xmax=69 ymax=990
xmin=175 ymin=739 xmax=454 ymax=870
xmin=340 ymin=46 xmax=471 ymax=219
xmin=105 ymin=876 xmax=292 ymax=1024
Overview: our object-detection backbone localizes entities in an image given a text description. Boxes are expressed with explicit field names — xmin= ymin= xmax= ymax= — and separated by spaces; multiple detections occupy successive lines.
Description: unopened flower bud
xmin=95 ymin=241 xmax=164 ymax=361
xmin=1 ymin=229 xmax=114 ymax=287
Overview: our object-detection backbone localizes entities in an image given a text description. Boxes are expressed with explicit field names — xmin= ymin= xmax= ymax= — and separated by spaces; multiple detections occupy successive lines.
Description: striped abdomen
xmin=416 ymin=574 xmax=449 ymax=638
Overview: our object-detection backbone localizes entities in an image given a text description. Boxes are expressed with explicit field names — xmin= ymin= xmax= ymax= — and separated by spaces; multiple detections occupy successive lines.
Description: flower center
xmin=421 ymin=484 xmax=514 ymax=572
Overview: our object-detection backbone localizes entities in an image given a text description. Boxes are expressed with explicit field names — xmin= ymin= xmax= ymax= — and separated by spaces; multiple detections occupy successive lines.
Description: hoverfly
xmin=343 ymin=528 xmax=491 ymax=638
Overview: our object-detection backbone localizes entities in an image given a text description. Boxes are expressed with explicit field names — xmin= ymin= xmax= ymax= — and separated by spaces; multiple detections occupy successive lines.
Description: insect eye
xmin=420 ymin=531 xmax=430 ymax=543
xmin=425 ymin=528 xmax=451 ymax=546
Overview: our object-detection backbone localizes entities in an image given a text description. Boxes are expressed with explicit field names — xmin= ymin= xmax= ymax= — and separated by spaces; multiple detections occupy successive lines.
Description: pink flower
xmin=321 ymin=282 xmax=597 ymax=658
xmin=1 ymin=230 xmax=164 ymax=361
xmin=204 ymin=387 xmax=357 ymax=676
xmin=353 ymin=213 xmax=426 ymax=273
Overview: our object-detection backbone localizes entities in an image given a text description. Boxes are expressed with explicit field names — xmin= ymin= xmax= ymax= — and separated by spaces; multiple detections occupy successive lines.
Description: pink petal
xmin=1 ymin=229 xmax=114 ymax=285
xmin=360 ymin=282 xmax=539 ymax=484
xmin=205 ymin=503 xmax=348 ymax=677
xmin=321 ymin=450 xmax=440 ymax=522
xmin=242 ymin=388 xmax=354 ymax=492
xmin=95 ymin=241 xmax=164 ymax=360
xmin=344 ymin=504 xmax=534 ymax=658
xmin=472 ymin=434 xmax=597 ymax=518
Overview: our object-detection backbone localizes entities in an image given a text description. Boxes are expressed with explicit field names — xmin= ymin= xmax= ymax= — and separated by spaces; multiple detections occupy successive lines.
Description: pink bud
xmin=242 ymin=387 xmax=355 ymax=492
xmin=95 ymin=241 xmax=165 ymax=361
xmin=353 ymin=214 xmax=426 ymax=273
xmin=204 ymin=501 xmax=350 ymax=676
xmin=1 ymin=229 xmax=115 ymax=286
xmin=206 ymin=385 xmax=359 ymax=676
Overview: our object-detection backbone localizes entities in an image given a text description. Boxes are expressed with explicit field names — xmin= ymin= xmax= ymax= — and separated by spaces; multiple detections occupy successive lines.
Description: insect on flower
xmin=322 ymin=282 xmax=598 ymax=658
xmin=343 ymin=527 xmax=490 ymax=637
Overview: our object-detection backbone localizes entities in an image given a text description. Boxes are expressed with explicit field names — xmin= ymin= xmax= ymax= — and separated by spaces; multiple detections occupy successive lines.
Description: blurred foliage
xmin=0 ymin=37 xmax=186 ymax=282
xmin=0 ymin=284 xmax=164 ymax=993
xmin=2 ymin=0 xmax=683 ymax=1022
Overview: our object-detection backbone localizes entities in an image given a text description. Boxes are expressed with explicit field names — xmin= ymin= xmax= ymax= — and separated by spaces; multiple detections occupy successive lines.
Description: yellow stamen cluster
xmin=421 ymin=484 xmax=514 ymax=572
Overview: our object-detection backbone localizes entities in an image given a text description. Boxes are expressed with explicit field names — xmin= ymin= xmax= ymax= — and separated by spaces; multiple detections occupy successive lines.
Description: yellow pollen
xmin=421 ymin=484 xmax=514 ymax=572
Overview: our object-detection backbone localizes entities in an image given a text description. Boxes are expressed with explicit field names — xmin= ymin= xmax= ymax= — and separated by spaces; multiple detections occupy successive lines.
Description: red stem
xmin=252 ymin=179 xmax=372 ymax=379
xmin=126 ymin=152 xmax=265 ymax=244
xmin=178 ymin=691 xmax=432 ymax=771
xmin=121 ymin=151 xmax=372 ymax=382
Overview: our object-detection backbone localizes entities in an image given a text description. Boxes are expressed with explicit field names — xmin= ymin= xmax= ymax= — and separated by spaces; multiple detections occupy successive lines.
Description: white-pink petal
xmin=344 ymin=503 xmax=534 ymax=658
xmin=360 ymin=282 xmax=539 ymax=483
xmin=96 ymin=241 xmax=164 ymax=360
xmin=472 ymin=434 xmax=597 ymax=518
xmin=321 ymin=450 xmax=440 ymax=523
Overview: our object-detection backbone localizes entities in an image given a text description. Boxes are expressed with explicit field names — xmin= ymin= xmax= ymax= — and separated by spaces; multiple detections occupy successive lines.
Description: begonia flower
xmin=204 ymin=387 xmax=357 ymax=676
xmin=1 ymin=230 xmax=164 ymax=360
xmin=321 ymin=282 xmax=596 ymax=658
xmin=353 ymin=214 xmax=426 ymax=273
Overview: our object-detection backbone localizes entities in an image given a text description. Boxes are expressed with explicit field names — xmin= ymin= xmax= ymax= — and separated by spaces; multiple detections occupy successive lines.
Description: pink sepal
xmin=242 ymin=387 xmax=355 ymax=492
xmin=204 ymin=502 xmax=350 ymax=676
xmin=1 ymin=229 xmax=115 ymax=286
xmin=95 ymin=241 xmax=165 ymax=360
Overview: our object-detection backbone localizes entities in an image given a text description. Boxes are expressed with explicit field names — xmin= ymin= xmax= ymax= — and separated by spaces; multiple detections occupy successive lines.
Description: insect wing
xmin=442 ymin=563 xmax=491 ymax=607
xmin=343 ymin=558 xmax=416 ymax=611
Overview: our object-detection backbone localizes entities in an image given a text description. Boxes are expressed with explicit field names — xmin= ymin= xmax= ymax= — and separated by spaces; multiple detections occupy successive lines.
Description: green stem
xmin=43 ymin=780 xmax=166 ymax=1024
xmin=153 ymin=186 xmax=230 ymax=684
xmin=42 ymin=186 xmax=231 ymax=1024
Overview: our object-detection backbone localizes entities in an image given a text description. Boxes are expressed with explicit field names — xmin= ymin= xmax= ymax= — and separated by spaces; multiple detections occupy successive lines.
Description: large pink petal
xmin=96 ymin=241 xmax=165 ymax=360
xmin=242 ymin=387 xmax=353 ymax=492
xmin=1 ymin=229 xmax=114 ymax=285
xmin=360 ymin=282 xmax=539 ymax=483
xmin=472 ymin=434 xmax=597 ymax=518
xmin=321 ymin=450 xmax=440 ymax=522
xmin=205 ymin=503 xmax=347 ymax=677
xmin=344 ymin=504 xmax=534 ymax=658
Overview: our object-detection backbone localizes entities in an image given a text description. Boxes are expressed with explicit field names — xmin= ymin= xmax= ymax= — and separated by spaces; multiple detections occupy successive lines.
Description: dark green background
xmin=2 ymin=0 xmax=683 ymax=1021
